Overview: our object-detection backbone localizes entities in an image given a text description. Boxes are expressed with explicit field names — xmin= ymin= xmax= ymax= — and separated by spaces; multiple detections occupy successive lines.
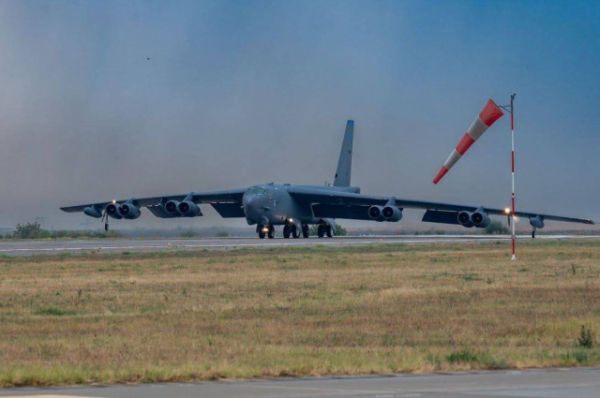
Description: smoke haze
xmin=0 ymin=0 xmax=598 ymax=230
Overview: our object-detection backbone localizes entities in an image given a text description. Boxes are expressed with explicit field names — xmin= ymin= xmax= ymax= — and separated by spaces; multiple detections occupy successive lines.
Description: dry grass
xmin=0 ymin=240 xmax=599 ymax=387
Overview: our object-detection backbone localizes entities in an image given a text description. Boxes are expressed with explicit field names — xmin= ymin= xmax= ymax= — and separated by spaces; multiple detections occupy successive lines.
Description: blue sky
xmin=0 ymin=0 xmax=598 ymax=229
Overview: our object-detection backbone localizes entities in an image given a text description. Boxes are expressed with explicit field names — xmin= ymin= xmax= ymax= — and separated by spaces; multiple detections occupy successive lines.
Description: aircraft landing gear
xmin=326 ymin=225 xmax=333 ymax=238
xmin=283 ymin=224 xmax=299 ymax=238
xmin=532 ymin=229 xmax=536 ymax=239
xmin=257 ymin=225 xmax=268 ymax=239
xmin=302 ymin=224 xmax=309 ymax=239
xmin=317 ymin=224 xmax=325 ymax=238
xmin=292 ymin=225 xmax=300 ymax=238
xmin=267 ymin=225 xmax=275 ymax=239
xmin=101 ymin=209 xmax=109 ymax=231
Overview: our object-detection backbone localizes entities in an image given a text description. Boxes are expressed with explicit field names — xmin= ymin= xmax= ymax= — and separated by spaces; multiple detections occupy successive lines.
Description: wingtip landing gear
xmin=101 ymin=209 xmax=109 ymax=232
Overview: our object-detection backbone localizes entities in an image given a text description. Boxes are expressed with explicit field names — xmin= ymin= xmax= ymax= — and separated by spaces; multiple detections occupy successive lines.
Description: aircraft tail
xmin=333 ymin=120 xmax=354 ymax=187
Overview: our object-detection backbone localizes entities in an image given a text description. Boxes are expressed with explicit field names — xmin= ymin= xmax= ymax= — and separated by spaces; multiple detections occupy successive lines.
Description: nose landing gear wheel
xmin=283 ymin=225 xmax=291 ymax=239
xmin=302 ymin=224 xmax=309 ymax=238
xmin=268 ymin=225 xmax=275 ymax=239
xmin=317 ymin=224 xmax=325 ymax=238
xmin=258 ymin=225 xmax=266 ymax=239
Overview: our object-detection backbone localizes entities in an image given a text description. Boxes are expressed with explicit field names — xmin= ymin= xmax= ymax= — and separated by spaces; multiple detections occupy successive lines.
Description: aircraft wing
xmin=60 ymin=188 xmax=247 ymax=218
xmin=287 ymin=187 xmax=594 ymax=225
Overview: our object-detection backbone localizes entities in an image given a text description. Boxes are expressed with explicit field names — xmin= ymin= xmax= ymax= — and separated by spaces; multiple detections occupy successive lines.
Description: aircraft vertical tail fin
xmin=333 ymin=120 xmax=354 ymax=187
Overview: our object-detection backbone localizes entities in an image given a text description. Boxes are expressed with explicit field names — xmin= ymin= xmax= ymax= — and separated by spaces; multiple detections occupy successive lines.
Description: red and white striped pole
xmin=510 ymin=93 xmax=516 ymax=261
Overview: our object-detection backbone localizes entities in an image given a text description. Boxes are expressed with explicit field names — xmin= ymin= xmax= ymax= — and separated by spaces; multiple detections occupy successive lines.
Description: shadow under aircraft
xmin=61 ymin=121 xmax=594 ymax=239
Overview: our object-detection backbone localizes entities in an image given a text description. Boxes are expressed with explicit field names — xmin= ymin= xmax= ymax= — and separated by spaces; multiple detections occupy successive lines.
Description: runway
xmin=0 ymin=235 xmax=597 ymax=256
xmin=1 ymin=367 xmax=599 ymax=397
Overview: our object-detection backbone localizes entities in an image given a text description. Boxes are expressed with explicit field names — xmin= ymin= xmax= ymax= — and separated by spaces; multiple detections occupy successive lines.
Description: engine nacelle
xmin=457 ymin=211 xmax=474 ymax=228
xmin=83 ymin=206 xmax=102 ymax=218
xmin=119 ymin=203 xmax=141 ymax=220
xmin=105 ymin=203 xmax=123 ymax=219
xmin=178 ymin=201 xmax=201 ymax=217
xmin=529 ymin=215 xmax=545 ymax=229
xmin=164 ymin=200 xmax=181 ymax=216
xmin=382 ymin=206 xmax=403 ymax=222
xmin=471 ymin=210 xmax=491 ymax=228
xmin=368 ymin=205 xmax=385 ymax=222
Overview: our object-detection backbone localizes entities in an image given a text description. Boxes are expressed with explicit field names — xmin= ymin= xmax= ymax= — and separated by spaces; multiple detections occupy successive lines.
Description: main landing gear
xmin=302 ymin=224 xmax=309 ymax=239
xmin=283 ymin=224 xmax=301 ymax=239
xmin=257 ymin=224 xmax=330 ymax=239
xmin=317 ymin=224 xmax=333 ymax=238
xmin=257 ymin=225 xmax=275 ymax=239
xmin=532 ymin=228 xmax=536 ymax=239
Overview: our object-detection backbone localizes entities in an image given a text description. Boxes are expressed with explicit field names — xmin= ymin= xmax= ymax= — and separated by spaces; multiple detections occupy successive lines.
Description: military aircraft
xmin=61 ymin=120 xmax=594 ymax=239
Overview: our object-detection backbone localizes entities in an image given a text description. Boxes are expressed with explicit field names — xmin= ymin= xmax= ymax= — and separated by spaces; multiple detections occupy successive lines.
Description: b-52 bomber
xmin=61 ymin=121 xmax=594 ymax=239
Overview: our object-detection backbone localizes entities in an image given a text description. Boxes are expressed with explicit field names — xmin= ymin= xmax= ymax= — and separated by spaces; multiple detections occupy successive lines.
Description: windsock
xmin=433 ymin=99 xmax=504 ymax=184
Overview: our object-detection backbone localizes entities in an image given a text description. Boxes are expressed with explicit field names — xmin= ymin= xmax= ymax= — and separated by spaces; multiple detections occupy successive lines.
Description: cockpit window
xmin=248 ymin=186 xmax=268 ymax=196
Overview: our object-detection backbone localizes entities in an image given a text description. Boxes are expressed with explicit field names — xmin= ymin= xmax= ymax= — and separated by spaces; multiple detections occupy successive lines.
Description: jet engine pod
xmin=368 ymin=205 xmax=385 ymax=222
xmin=119 ymin=203 xmax=141 ymax=220
xmin=164 ymin=200 xmax=181 ymax=216
xmin=529 ymin=215 xmax=545 ymax=229
xmin=105 ymin=203 xmax=123 ymax=219
xmin=83 ymin=206 xmax=102 ymax=218
xmin=457 ymin=211 xmax=474 ymax=228
xmin=178 ymin=201 xmax=201 ymax=217
xmin=471 ymin=210 xmax=490 ymax=228
xmin=382 ymin=206 xmax=403 ymax=222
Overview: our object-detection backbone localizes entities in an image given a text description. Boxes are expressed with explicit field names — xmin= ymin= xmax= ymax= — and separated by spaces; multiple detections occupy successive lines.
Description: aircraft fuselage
xmin=242 ymin=183 xmax=358 ymax=227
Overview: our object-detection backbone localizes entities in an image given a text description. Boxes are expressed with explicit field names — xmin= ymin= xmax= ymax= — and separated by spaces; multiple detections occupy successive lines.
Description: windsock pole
xmin=500 ymin=94 xmax=517 ymax=260
xmin=510 ymin=94 xmax=516 ymax=261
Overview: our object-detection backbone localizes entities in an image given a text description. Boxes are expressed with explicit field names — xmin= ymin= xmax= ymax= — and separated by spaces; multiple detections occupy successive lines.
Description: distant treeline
xmin=1 ymin=222 xmax=122 ymax=239
xmin=1 ymin=221 xmax=597 ymax=240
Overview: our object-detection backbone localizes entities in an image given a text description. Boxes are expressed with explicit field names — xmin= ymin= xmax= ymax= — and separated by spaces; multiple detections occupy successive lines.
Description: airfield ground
xmin=0 ymin=240 xmax=598 ymax=387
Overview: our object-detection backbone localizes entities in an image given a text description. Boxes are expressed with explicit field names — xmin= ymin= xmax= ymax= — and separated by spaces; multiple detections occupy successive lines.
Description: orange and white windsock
xmin=433 ymin=99 xmax=504 ymax=184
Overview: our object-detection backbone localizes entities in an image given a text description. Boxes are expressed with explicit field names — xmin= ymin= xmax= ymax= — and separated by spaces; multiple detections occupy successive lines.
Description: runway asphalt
xmin=1 ymin=367 xmax=599 ymax=397
xmin=0 ymin=235 xmax=597 ymax=256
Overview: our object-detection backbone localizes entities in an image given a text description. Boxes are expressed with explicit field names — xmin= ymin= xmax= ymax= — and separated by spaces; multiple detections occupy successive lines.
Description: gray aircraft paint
xmin=61 ymin=120 xmax=593 ymax=238
xmin=334 ymin=120 xmax=354 ymax=187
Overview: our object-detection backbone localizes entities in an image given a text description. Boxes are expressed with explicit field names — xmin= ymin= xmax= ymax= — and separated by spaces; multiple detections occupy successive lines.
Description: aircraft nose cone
xmin=243 ymin=193 xmax=269 ymax=224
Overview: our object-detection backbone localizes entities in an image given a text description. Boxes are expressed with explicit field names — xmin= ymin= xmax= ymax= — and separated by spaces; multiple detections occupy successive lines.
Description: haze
xmin=0 ymin=0 xmax=598 ymax=230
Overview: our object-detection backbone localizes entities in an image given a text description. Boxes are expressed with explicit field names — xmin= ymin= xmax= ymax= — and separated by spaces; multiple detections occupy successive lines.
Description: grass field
xmin=0 ymin=240 xmax=599 ymax=387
